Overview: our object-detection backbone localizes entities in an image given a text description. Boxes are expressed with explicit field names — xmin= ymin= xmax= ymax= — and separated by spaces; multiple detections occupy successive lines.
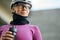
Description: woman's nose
xmin=22 ymin=6 xmax=26 ymax=11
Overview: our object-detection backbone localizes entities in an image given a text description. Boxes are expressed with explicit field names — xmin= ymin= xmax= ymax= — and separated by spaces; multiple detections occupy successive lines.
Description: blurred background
xmin=0 ymin=0 xmax=60 ymax=40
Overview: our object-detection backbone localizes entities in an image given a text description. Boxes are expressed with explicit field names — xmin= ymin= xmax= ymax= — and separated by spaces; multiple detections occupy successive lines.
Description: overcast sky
xmin=31 ymin=0 xmax=60 ymax=11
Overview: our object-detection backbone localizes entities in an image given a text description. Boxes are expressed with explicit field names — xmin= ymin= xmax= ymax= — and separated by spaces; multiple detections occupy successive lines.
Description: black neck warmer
xmin=10 ymin=13 xmax=29 ymax=25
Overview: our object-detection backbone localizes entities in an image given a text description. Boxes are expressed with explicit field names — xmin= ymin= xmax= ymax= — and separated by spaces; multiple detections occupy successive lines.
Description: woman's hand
xmin=2 ymin=31 xmax=14 ymax=40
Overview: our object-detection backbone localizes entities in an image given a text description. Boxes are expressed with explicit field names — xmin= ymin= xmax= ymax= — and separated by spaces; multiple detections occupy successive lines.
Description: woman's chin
xmin=20 ymin=13 xmax=28 ymax=16
xmin=21 ymin=15 xmax=28 ymax=16
xmin=19 ymin=14 xmax=28 ymax=17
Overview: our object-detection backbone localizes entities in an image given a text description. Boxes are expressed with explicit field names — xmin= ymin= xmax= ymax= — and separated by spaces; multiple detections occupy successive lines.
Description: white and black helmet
xmin=10 ymin=0 xmax=32 ymax=9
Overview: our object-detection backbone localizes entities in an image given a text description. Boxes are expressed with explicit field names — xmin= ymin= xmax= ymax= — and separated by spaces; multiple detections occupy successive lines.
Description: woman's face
xmin=11 ymin=3 xmax=30 ymax=16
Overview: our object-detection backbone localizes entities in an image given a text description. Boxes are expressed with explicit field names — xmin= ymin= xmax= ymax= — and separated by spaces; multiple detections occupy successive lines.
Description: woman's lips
xmin=21 ymin=11 xmax=26 ymax=14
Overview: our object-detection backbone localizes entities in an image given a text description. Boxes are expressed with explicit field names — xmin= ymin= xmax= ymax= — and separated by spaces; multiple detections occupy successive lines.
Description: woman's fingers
xmin=2 ymin=31 xmax=14 ymax=40
xmin=5 ymin=31 xmax=12 ymax=35
xmin=3 ymin=34 xmax=14 ymax=38
xmin=2 ymin=37 xmax=13 ymax=40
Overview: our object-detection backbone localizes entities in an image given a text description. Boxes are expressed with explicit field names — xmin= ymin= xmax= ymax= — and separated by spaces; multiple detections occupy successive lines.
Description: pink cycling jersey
xmin=0 ymin=24 xmax=42 ymax=40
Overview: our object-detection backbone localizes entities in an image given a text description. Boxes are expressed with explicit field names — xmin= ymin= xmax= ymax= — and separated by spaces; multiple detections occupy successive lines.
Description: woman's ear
xmin=11 ymin=7 xmax=15 ymax=13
